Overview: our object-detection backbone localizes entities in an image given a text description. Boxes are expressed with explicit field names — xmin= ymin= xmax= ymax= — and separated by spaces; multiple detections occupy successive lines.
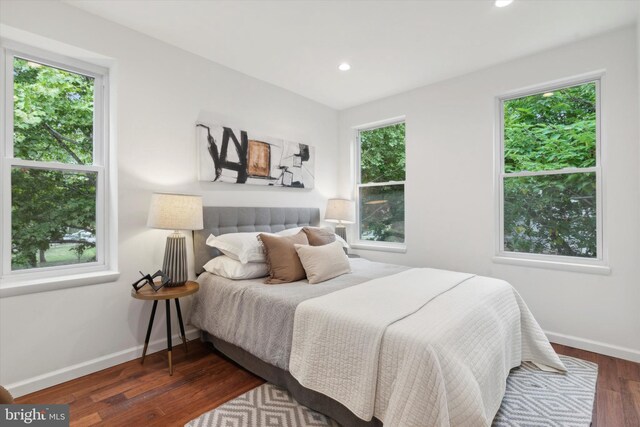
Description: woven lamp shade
xmin=325 ymin=199 xmax=355 ymax=224
xmin=147 ymin=193 xmax=203 ymax=287
xmin=147 ymin=193 xmax=204 ymax=231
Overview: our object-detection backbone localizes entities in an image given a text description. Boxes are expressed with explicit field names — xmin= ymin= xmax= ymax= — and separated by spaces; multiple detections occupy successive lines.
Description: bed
xmin=189 ymin=206 xmax=566 ymax=427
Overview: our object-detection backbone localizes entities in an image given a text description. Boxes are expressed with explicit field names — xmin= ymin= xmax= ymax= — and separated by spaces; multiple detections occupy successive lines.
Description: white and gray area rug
xmin=186 ymin=356 xmax=597 ymax=427
xmin=492 ymin=356 xmax=597 ymax=426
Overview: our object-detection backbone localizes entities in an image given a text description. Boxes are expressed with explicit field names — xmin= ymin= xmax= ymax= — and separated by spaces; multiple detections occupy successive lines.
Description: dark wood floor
xmin=17 ymin=340 xmax=264 ymax=427
xmin=551 ymin=343 xmax=640 ymax=427
xmin=15 ymin=340 xmax=640 ymax=426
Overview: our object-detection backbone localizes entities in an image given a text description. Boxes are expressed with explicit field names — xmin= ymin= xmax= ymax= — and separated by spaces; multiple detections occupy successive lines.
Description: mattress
xmin=189 ymin=258 xmax=408 ymax=369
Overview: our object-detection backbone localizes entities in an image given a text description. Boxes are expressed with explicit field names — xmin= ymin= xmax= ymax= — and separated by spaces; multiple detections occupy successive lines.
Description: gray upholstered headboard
xmin=193 ymin=206 xmax=320 ymax=274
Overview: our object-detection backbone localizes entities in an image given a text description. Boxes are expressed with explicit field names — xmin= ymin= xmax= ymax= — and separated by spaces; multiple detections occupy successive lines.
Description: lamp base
xmin=163 ymin=232 xmax=187 ymax=287
xmin=334 ymin=224 xmax=347 ymax=241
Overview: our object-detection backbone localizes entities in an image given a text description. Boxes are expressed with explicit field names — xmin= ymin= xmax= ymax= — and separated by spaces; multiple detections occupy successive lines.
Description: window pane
xmin=504 ymin=82 xmax=596 ymax=173
xmin=359 ymin=184 xmax=404 ymax=243
xmin=11 ymin=167 xmax=97 ymax=270
xmin=503 ymin=173 xmax=596 ymax=258
xmin=13 ymin=57 xmax=94 ymax=164
xmin=359 ymin=122 xmax=405 ymax=183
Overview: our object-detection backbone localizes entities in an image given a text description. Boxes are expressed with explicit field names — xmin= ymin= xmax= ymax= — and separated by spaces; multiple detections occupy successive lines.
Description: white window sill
xmin=0 ymin=270 xmax=120 ymax=298
xmin=492 ymin=255 xmax=610 ymax=275
xmin=350 ymin=242 xmax=407 ymax=253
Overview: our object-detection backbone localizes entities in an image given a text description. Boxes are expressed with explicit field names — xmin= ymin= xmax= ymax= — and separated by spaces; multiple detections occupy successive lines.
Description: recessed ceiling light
xmin=543 ymin=92 xmax=554 ymax=97
xmin=338 ymin=63 xmax=351 ymax=71
xmin=495 ymin=0 xmax=514 ymax=7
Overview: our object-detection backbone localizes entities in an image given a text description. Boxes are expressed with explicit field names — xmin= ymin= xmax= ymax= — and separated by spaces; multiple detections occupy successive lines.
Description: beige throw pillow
xmin=294 ymin=240 xmax=351 ymax=284
xmin=258 ymin=231 xmax=309 ymax=284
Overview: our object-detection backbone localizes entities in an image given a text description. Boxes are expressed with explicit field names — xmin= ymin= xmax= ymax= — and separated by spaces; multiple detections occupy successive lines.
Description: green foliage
xmin=504 ymin=83 xmax=596 ymax=172
xmin=504 ymin=173 xmax=596 ymax=257
xmin=359 ymin=123 xmax=405 ymax=242
xmin=360 ymin=123 xmax=405 ymax=183
xmin=11 ymin=58 xmax=96 ymax=270
xmin=359 ymin=185 xmax=405 ymax=243
xmin=503 ymin=82 xmax=597 ymax=257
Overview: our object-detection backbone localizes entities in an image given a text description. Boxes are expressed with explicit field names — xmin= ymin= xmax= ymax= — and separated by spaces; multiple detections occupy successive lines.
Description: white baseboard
xmin=546 ymin=330 xmax=640 ymax=363
xmin=6 ymin=327 xmax=201 ymax=398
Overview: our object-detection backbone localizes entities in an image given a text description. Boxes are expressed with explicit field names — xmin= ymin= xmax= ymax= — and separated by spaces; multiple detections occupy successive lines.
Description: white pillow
xmin=294 ymin=240 xmax=351 ymax=284
xmin=203 ymin=255 xmax=269 ymax=280
xmin=206 ymin=232 xmax=271 ymax=264
xmin=277 ymin=226 xmax=349 ymax=249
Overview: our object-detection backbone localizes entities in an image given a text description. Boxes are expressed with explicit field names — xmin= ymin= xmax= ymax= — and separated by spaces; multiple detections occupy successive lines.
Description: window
xmin=355 ymin=120 xmax=406 ymax=249
xmin=1 ymin=43 xmax=114 ymax=292
xmin=497 ymin=78 xmax=604 ymax=267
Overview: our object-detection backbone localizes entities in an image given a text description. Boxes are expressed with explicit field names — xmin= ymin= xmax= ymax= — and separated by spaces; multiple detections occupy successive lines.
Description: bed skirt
xmin=202 ymin=331 xmax=381 ymax=427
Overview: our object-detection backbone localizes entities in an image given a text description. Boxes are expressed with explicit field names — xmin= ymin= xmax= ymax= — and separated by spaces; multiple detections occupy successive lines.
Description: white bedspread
xmin=289 ymin=268 xmax=566 ymax=427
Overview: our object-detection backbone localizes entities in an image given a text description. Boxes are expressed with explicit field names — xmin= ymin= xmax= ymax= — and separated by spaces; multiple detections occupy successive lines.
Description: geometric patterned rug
xmin=493 ymin=356 xmax=598 ymax=426
xmin=186 ymin=355 xmax=597 ymax=427
xmin=185 ymin=384 xmax=340 ymax=427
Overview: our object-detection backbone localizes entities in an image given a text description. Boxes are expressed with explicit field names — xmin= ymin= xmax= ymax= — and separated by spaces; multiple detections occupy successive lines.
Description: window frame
xmin=494 ymin=72 xmax=609 ymax=274
xmin=0 ymin=41 xmax=118 ymax=296
xmin=353 ymin=117 xmax=407 ymax=252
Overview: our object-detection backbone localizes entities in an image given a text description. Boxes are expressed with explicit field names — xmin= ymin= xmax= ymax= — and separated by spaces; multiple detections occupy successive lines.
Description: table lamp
xmin=147 ymin=193 xmax=203 ymax=287
xmin=325 ymin=198 xmax=355 ymax=240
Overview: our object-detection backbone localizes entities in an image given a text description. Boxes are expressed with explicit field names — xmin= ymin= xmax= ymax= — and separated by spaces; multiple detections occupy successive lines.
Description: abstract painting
xmin=196 ymin=123 xmax=315 ymax=188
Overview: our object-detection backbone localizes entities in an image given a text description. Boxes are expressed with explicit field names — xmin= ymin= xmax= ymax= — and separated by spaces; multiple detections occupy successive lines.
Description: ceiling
xmin=65 ymin=0 xmax=639 ymax=110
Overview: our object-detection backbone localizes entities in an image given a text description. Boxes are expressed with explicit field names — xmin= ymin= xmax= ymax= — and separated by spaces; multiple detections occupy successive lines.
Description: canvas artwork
xmin=196 ymin=123 xmax=315 ymax=188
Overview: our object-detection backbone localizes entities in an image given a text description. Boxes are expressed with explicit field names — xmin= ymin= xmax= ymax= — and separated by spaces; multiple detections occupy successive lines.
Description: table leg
xmin=166 ymin=299 xmax=173 ymax=375
xmin=174 ymin=298 xmax=188 ymax=353
xmin=141 ymin=300 xmax=158 ymax=364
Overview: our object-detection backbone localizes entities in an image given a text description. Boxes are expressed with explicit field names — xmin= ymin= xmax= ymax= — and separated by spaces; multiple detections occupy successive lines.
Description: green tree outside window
xmin=502 ymin=82 xmax=598 ymax=258
xmin=11 ymin=58 xmax=97 ymax=270
xmin=358 ymin=122 xmax=406 ymax=243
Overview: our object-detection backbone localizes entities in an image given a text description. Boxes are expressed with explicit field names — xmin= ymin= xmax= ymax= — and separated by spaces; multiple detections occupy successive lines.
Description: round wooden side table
xmin=131 ymin=281 xmax=199 ymax=375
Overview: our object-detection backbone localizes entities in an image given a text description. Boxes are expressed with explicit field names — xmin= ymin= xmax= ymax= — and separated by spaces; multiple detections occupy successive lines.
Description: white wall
xmin=339 ymin=26 xmax=640 ymax=361
xmin=0 ymin=0 xmax=338 ymax=395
